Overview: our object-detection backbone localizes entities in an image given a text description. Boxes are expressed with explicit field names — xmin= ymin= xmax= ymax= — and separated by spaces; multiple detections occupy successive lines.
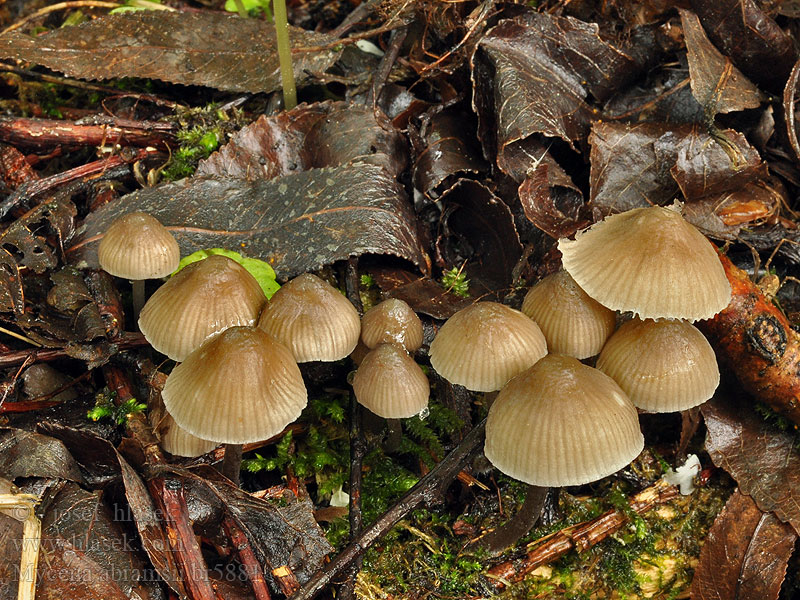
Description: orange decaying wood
xmin=697 ymin=252 xmax=800 ymax=424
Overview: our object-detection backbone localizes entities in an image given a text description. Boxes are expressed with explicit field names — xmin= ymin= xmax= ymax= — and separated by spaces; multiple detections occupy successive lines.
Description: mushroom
xmin=429 ymin=302 xmax=547 ymax=393
xmin=257 ymin=273 xmax=361 ymax=363
xmin=97 ymin=212 xmax=180 ymax=320
xmin=162 ymin=326 xmax=307 ymax=484
xmin=360 ymin=298 xmax=423 ymax=352
xmin=521 ymin=270 xmax=616 ymax=359
xmin=558 ymin=205 xmax=731 ymax=321
xmin=596 ymin=317 xmax=719 ymax=412
xmin=478 ymin=354 xmax=643 ymax=553
xmin=138 ymin=255 xmax=266 ymax=361
xmin=352 ymin=343 xmax=429 ymax=419
xmin=158 ymin=412 xmax=218 ymax=458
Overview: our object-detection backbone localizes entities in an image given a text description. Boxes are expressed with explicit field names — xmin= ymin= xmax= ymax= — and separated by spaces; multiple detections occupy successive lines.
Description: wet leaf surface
xmin=518 ymin=162 xmax=588 ymax=239
xmin=702 ymin=393 xmax=800 ymax=533
xmin=680 ymin=9 xmax=765 ymax=115
xmin=198 ymin=101 xmax=408 ymax=180
xmin=369 ymin=266 xmax=472 ymax=320
xmin=690 ymin=0 xmax=797 ymax=91
xmin=0 ymin=12 xmax=342 ymax=94
xmin=0 ymin=428 xmax=84 ymax=483
xmin=472 ymin=11 xmax=637 ymax=156
xmin=690 ymin=489 xmax=795 ymax=600
xmin=68 ymin=164 xmax=428 ymax=280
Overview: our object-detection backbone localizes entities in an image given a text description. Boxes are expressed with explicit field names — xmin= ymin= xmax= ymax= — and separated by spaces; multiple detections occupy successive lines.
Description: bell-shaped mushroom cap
xmin=558 ymin=205 xmax=731 ymax=321
xmin=485 ymin=354 xmax=643 ymax=487
xmin=522 ymin=270 xmax=616 ymax=359
xmin=139 ymin=255 xmax=266 ymax=361
xmin=98 ymin=212 xmax=180 ymax=280
xmin=159 ymin=412 xmax=218 ymax=458
xmin=353 ymin=343 xmax=429 ymax=418
xmin=361 ymin=298 xmax=424 ymax=352
xmin=162 ymin=327 xmax=307 ymax=444
xmin=258 ymin=273 xmax=361 ymax=362
xmin=596 ymin=318 xmax=719 ymax=412
xmin=429 ymin=302 xmax=548 ymax=392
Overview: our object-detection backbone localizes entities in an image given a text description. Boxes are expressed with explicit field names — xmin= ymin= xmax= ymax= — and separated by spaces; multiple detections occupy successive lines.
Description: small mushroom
xmin=521 ymin=270 xmax=616 ymax=359
xmin=429 ymin=302 xmax=547 ymax=392
xmin=360 ymin=298 xmax=423 ymax=352
xmin=352 ymin=343 xmax=429 ymax=419
xmin=596 ymin=317 xmax=719 ymax=412
xmin=257 ymin=273 xmax=361 ymax=362
xmin=558 ymin=205 xmax=731 ymax=321
xmin=97 ymin=212 xmax=180 ymax=319
xmin=138 ymin=255 xmax=265 ymax=361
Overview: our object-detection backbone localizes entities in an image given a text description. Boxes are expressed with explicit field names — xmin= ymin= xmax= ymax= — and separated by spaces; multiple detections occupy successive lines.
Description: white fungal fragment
xmin=663 ymin=454 xmax=701 ymax=495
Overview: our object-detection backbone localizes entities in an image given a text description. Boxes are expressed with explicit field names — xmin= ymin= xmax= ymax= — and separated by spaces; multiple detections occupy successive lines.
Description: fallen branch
xmin=484 ymin=479 xmax=680 ymax=588
xmin=698 ymin=252 xmax=800 ymax=424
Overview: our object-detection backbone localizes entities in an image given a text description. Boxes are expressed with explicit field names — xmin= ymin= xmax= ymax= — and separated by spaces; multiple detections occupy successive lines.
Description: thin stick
xmin=1 ymin=1 xmax=123 ymax=35
xmin=339 ymin=393 xmax=367 ymax=600
xmin=222 ymin=515 xmax=273 ymax=600
xmin=273 ymin=0 xmax=297 ymax=110
xmin=290 ymin=419 xmax=486 ymax=600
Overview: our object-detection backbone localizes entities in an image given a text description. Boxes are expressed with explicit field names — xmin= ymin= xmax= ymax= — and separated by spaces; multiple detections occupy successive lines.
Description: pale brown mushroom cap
xmin=429 ymin=302 xmax=548 ymax=392
xmin=353 ymin=343 xmax=429 ymax=418
xmin=98 ymin=212 xmax=180 ymax=280
xmin=162 ymin=326 xmax=307 ymax=444
xmin=257 ymin=273 xmax=361 ymax=362
xmin=522 ymin=270 xmax=616 ymax=359
xmin=361 ymin=298 xmax=424 ymax=352
xmin=485 ymin=354 xmax=643 ymax=487
xmin=596 ymin=317 xmax=719 ymax=412
xmin=558 ymin=205 xmax=731 ymax=321
xmin=160 ymin=412 xmax=218 ymax=458
xmin=138 ymin=255 xmax=266 ymax=361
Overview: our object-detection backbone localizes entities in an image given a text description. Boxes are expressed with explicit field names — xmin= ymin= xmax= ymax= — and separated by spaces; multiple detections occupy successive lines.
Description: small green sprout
xmin=440 ymin=265 xmax=470 ymax=298
xmin=87 ymin=390 xmax=146 ymax=425
xmin=360 ymin=274 xmax=376 ymax=288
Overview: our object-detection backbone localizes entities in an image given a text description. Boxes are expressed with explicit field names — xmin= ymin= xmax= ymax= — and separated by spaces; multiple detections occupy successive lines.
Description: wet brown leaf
xmin=198 ymin=101 xmax=407 ymax=180
xmin=518 ymin=162 xmax=588 ymax=239
xmin=702 ymin=394 xmax=800 ymax=533
xmin=690 ymin=0 xmax=796 ymax=91
xmin=680 ymin=9 xmax=765 ymax=114
xmin=0 ymin=12 xmax=341 ymax=93
xmin=690 ymin=489 xmax=796 ymax=600
xmin=68 ymin=164 xmax=428 ymax=280
xmin=437 ymin=180 xmax=521 ymax=297
xmin=472 ymin=12 xmax=637 ymax=156
xmin=0 ymin=428 xmax=84 ymax=483
xmin=369 ymin=266 xmax=472 ymax=320
xmin=411 ymin=108 xmax=486 ymax=198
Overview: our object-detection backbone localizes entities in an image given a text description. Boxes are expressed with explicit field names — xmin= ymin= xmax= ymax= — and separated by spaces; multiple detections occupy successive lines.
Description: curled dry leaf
xmin=68 ymin=164 xmax=428 ymax=280
xmin=0 ymin=12 xmax=342 ymax=94
xmin=198 ymin=101 xmax=408 ymax=180
xmin=679 ymin=9 xmax=766 ymax=115
xmin=691 ymin=489 xmax=796 ymax=600
xmin=518 ymin=162 xmax=588 ymax=239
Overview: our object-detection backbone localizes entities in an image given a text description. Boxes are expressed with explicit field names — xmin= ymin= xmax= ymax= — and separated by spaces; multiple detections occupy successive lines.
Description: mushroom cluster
xmin=427 ymin=203 xmax=731 ymax=552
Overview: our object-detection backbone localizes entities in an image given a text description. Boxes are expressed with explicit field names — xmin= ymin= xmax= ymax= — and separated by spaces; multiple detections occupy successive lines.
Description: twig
xmin=290 ymin=419 xmax=487 ymax=600
xmin=367 ymin=26 xmax=408 ymax=108
xmin=221 ymin=515 xmax=272 ymax=600
xmin=0 ymin=332 xmax=149 ymax=368
xmin=783 ymin=59 xmax=800 ymax=164
xmin=484 ymin=479 xmax=680 ymax=587
xmin=0 ymin=1 xmax=125 ymax=35
xmin=330 ymin=0 xmax=382 ymax=38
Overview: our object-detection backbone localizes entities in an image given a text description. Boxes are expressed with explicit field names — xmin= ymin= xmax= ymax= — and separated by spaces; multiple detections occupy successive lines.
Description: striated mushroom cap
xmin=353 ymin=343 xmax=429 ymax=418
xmin=596 ymin=317 xmax=719 ymax=412
xmin=98 ymin=212 xmax=180 ymax=280
xmin=361 ymin=298 xmax=424 ymax=352
xmin=558 ymin=205 xmax=731 ymax=321
xmin=258 ymin=273 xmax=361 ymax=362
xmin=138 ymin=255 xmax=266 ymax=361
xmin=485 ymin=354 xmax=643 ymax=487
xmin=159 ymin=412 xmax=218 ymax=458
xmin=522 ymin=270 xmax=616 ymax=359
xmin=162 ymin=327 xmax=307 ymax=444
xmin=429 ymin=302 xmax=547 ymax=392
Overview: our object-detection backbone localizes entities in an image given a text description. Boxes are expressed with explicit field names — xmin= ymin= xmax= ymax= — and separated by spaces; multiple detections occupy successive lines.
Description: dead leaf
xmin=68 ymin=164 xmax=428 ymax=280
xmin=198 ymin=101 xmax=407 ymax=180
xmin=680 ymin=9 xmax=766 ymax=114
xmin=702 ymin=393 xmax=800 ymax=534
xmin=472 ymin=11 xmax=638 ymax=155
xmin=690 ymin=489 xmax=796 ymax=600
xmin=0 ymin=428 xmax=84 ymax=483
xmin=518 ymin=162 xmax=588 ymax=239
xmin=690 ymin=0 xmax=796 ymax=91
xmin=369 ymin=266 xmax=472 ymax=320
xmin=0 ymin=11 xmax=342 ymax=94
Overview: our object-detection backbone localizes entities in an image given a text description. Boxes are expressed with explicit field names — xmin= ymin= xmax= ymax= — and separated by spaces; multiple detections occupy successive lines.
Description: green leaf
xmin=174 ymin=248 xmax=280 ymax=298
